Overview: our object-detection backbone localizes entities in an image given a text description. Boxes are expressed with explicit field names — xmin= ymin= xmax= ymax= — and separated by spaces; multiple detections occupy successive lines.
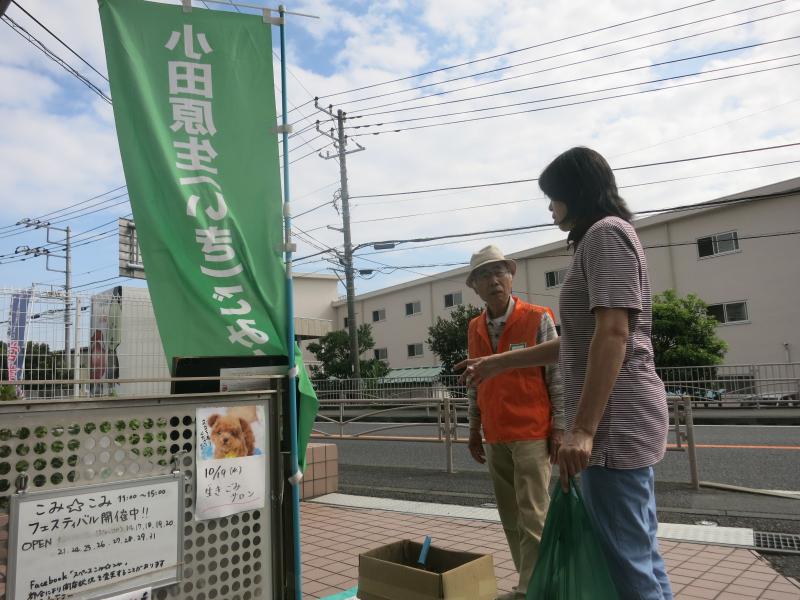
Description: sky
xmin=1 ymin=0 xmax=799 ymax=299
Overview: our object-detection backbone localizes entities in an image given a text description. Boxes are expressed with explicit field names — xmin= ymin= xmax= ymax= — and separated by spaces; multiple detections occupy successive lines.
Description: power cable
xmin=335 ymin=1 xmax=789 ymax=108
xmin=355 ymin=159 xmax=800 ymax=207
xmin=316 ymin=0 xmax=725 ymax=100
xmin=348 ymin=37 xmax=800 ymax=118
xmin=294 ymin=189 xmax=799 ymax=263
xmin=346 ymin=60 xmax=800 ymax=137
xmin=349 ymin=142 xmax=800 ymax=199
xmin=9 ymin=0 xmax=109 ymax=81
xmin=1 ymin=15 xmax=111 ymax=104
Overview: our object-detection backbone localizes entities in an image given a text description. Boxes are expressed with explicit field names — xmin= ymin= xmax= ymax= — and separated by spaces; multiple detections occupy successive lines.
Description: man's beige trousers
xmin=487 ymin=439 xmax=552 ymax=594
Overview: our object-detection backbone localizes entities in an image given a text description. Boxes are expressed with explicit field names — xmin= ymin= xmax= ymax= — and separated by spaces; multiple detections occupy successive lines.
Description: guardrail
xmin=310 ymin=376 xmax=700 ymax=486
xmin=656 ymin=363 xmax=800 ymax=408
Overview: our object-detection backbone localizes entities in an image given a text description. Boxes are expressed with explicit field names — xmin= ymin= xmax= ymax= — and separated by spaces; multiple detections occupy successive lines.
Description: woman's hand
xmin=454 ymin=355 xmax=504 ymax=386
xmin=548 ymin=428 xmax=564 ymax=465
xmin=557 ymin=429 xmax=594 ymax=492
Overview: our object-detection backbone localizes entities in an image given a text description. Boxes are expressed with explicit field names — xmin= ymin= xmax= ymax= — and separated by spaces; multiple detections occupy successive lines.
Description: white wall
xmin=336 ymin=190 xmax=800 ymax=368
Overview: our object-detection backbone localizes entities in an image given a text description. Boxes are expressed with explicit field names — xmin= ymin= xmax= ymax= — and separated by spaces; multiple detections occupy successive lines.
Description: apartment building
xmin=333 ymin=177 xmax=800 ymax=368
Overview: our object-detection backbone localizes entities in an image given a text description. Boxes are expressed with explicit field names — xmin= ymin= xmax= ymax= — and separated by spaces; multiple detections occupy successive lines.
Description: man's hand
xmin=548 ymin=428 xmax=564 ymax=465
xmin=468 ymin=429 xmax=486 ymax=464
xmin=557 ymin=429 xmax=593 ymax=491
xmin=454 ymin=355 xmax=504 ymax=386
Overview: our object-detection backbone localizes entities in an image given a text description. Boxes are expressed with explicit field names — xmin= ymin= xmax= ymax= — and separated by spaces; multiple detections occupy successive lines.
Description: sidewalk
xmin=300 ymin=498 xmax=800 ymax=600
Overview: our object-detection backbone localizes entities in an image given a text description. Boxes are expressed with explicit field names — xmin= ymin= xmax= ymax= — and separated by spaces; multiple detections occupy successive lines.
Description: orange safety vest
xmin=468 ymin=298 xmax=553 ymax=443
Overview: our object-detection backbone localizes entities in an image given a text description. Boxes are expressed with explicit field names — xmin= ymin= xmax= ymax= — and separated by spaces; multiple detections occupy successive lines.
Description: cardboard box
xmin=358 ymin=540 xmax=496 ymax=600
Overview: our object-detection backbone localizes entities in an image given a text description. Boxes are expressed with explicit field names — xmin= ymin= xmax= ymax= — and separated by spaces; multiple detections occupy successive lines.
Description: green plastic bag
xmin=527 ymin=481 xmax=619 ymax=599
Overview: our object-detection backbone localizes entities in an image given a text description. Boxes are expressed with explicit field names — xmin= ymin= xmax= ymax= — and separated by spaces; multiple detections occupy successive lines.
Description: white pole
xmin=73 ymin=296 xmax=81 ymax=397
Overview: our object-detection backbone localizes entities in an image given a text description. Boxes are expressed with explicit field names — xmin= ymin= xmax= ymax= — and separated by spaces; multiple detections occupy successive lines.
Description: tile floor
xmin=300 ymin=502 xmax=800 ymax=600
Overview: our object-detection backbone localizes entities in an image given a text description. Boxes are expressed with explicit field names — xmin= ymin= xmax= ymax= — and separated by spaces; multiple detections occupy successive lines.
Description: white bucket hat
xmin=466 ymin=245 xmax=517 ymax=287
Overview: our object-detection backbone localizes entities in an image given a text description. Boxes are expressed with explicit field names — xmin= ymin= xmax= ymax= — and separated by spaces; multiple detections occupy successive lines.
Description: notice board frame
xmin=7 ymin=473 xmax=185 ymax=600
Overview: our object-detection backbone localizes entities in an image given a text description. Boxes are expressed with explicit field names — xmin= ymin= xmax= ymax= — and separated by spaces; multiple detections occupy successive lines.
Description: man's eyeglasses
xmin=473 ymin=266 xmax=510 ymax=282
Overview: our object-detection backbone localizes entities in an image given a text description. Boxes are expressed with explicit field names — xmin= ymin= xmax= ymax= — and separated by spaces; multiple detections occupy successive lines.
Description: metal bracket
xmin=263 ymin=8 xmax=284 ymax=25
xmin=315 ymin=120 xmax=338 ymax=142
xmin=314 ymin=97 xmax=336 ymax=117
xmin=284 ymin=242 xmax=298 ymax=253
xmin=171 ymin=450 xmax=187 ymax=475
xmin=15 ymin=472 xmax=29 ymax=494
xmin=182 ymin=0 xmax=192 ymax=12
xmin=282 ymin=204 xmax=292 ymax=217
xmin=273 ymin=124 xmax=294 ymax=134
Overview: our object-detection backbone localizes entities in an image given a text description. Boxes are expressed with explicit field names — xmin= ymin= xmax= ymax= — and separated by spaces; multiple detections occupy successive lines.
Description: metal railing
xmin=657 ymin=363 xmax=800 ymax=408
xmin=309 ymin=376 xmax=703 ymax=485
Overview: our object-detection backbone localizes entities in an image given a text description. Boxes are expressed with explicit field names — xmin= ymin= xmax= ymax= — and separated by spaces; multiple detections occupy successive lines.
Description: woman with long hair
xmin=459 ymin=147 xmax=673 ymax=599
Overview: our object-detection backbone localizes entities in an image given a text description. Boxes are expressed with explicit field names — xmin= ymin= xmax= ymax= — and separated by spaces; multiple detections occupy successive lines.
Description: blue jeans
xmin=580 ymin=466 xmax=673 ymax=600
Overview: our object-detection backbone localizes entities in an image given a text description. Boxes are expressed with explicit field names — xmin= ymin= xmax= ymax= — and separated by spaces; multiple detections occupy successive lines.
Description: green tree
xmin=426 ymin=304 xmax=483 ymax=376
xmin=652 ymin=290 xmax=727 ymax=370
xmin=306 ymin=323 xmax=389 ymax=380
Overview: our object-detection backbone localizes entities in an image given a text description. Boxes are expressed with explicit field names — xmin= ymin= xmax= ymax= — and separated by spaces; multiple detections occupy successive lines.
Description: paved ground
xmin=314 ymin=423 xmax=800 ymax=584
xmin=300 ymin=501 xmax=800 ymax=600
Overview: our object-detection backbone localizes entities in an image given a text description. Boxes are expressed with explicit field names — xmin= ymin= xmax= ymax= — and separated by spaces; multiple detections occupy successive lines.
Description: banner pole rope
xmin=277 ymin=5 xmax=303 ymax=600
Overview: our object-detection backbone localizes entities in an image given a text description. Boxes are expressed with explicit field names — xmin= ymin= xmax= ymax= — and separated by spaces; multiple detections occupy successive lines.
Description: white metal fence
xmin=3 ymin=287 xmax=797 ymax=410
xmin=0 ymin=287 xmax=170 ymax=400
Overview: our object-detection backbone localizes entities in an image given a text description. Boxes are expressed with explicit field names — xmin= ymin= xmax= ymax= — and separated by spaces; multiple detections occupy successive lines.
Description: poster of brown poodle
xmin=195 ymin=405 xmax=267 ymax=520
xmin=198 ymin=405 xmax=265 ymax=461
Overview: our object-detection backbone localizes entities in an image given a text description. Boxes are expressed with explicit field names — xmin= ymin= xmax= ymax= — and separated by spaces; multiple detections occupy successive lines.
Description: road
xmin=314 ymin=423 xmax=800 ymax=492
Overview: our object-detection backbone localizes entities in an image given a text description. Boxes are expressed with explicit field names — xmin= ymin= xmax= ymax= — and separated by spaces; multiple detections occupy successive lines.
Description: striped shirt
xmin=558 ymin=217 xmax=668 ymax=469
xmin=468 ymin=298 xmax=565 ymax=431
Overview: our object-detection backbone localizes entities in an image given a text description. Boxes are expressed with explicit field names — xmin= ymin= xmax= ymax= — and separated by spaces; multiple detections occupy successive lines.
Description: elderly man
xmin=461 ymin=245 xmax=563 ymax=600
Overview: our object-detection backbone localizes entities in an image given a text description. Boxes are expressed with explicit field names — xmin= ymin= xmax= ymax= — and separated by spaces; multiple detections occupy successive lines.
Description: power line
xmin=345 ymin=54 xmax=800 ymax=129
xmin=333 ymin=1 xmax=788 ymax=109
xmin=0 ymin=185 xmax=128 ymax=233
xmin=0 ymin=216 xmax=129 ymax=264
xmin=355 ymin=227 xmax=800 ymax=275
xmin=316 ymin=0 xmax=724 ymax=101
xmin=312 ymin=161 xmax=800 ymax=228
xmin=0 ymin=196 xmax=130 ymax=242
xmin=9 ymin=0 xmax=108 ymax=81
xmin=295 ymin=189 xmax=799 ymax=264
xmin=71 ymin=276 xmax=128 ymax=292
xmin=348 ymin=37 xmax=800 ymax=119
xmin=346 ymin=59 xmax=800 ymax=137
xmin=354 ymin=159 xmax=800 ymax=207
xmin=349 ymin=142 xmax=800 ymax=199
xmin=2 ymin=15 xmax=112 ymax=104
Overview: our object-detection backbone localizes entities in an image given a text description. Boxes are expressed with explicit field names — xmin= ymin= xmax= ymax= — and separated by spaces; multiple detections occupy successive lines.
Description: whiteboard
xmin=8 ymin=474 xmax=183 ymax=600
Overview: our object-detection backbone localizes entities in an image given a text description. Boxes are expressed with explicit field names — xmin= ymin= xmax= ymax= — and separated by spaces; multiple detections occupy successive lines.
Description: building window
xmin=407 ymin=343 xmax=423 ymax=358
xmin=374 ymin=348 xmax=388 ymax=361
xmin=444 ymin=291 xmax=463 ymax=308
xmin=697 ymin=231 xmax=739 ymax=258
xmin=707 ymin=301 xmax=749 ymax=324
xmin=343 ymin=317 xmax=348 ymax=328
xmin=545 ymin=268 xmax=567 ymax=288
xmin=372 ymin=308 xmax=386 ymax=322
xmin=405 ymin=301 xmax=422 ymax=316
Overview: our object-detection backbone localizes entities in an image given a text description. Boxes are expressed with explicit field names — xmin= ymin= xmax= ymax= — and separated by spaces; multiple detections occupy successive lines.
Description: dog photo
xmin=197 ymin=405 xmax=266 ymax=461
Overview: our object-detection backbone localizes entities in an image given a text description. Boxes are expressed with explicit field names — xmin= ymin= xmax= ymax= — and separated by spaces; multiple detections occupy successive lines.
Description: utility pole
xmin=314 ymin=99 xmax=365 ymax=379
xmin=16 ymin=220 xmax=73 ymax=391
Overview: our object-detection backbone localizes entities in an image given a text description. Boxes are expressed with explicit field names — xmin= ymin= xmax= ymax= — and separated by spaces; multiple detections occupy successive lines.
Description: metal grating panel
xmin=0 ymin=396 xmax=275 ymax=600
xmin=754 ymin=531 xmax=800 ymax=554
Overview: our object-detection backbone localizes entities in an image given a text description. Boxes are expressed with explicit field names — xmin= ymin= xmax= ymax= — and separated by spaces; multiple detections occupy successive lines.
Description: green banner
xmin=99 ymin=0 xmax=317 ymax=464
